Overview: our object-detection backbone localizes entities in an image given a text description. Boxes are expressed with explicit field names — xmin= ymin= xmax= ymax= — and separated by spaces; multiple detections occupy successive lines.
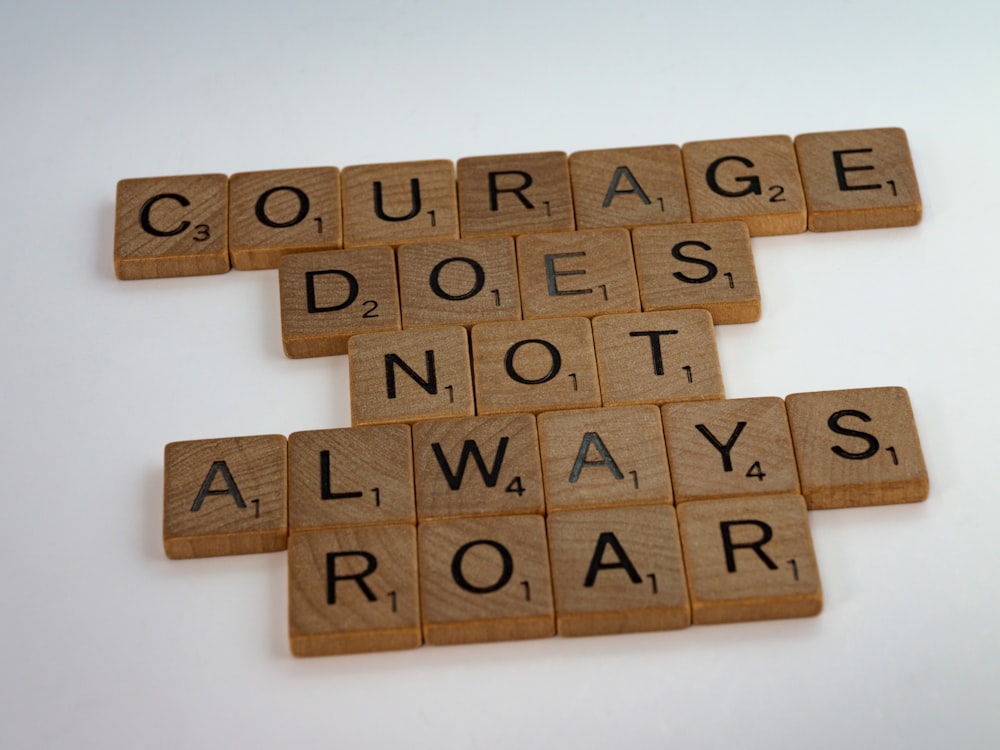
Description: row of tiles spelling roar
xmin=115 ymin=128 xmax=921 ymax=280
xmin=164 ymin=387 xmax=929 ymax=561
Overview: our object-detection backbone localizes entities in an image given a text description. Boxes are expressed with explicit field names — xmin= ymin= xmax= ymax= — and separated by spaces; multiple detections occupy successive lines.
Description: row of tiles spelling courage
xmin=115 ymin=128 xmax=921 ymax=280
xmin=163 ymin=388 xmax=929 ymax=561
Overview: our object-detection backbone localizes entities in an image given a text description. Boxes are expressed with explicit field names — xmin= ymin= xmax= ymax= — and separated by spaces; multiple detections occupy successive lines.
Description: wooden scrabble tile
xmin=163 ymin=435 xmax=287 ymax=559
xmin=537 ymin=405 xmax=672 ymax=512
xmin=114 ymin=174 xmax=229 ymax=279
xmin=288 ymin=425 xmax=415 ymax=531
xmin=547 ymin=505 xmax=689 ymax=636
xmin=457 ymin=151 xmax=574 ymax=237
xmin=471 ymin=318 xmax=601 ymax=415
xmin=592 ymin=309 xmax=724 ymax=407
xmin=682 ymin=135 xmax=806 ymax=236
xmin=397 ymin=236 xmax=522 ymax=329
xmin=413 ymin=414 xmax=544 ymax=520
xmin=418 ymin=515 xmax=554 ymax=645
xmin=279 ymin=246 xmax=401 ymax=358
xmin=795 ymin=128 xmax=922 ymax=231
xmin=632 ymin=221 xmax=761 ymax=324
xmin=516 ymin=229 xmax=641 ymax=319
xmin=228 ymin=167 xmax=342 ymax=270
xmin=785 ymin=386 xmax=929 ymax=509
xmin=662 ymin=397 xmax=800 ymax=503
xmin=341 ymin=159 xmax=459 ymax=247
xmin=569 ymin=145 xmax=691 ymax=229
xmin=288 ymin=524 xmax=422 ymax=656
xmin=677 ymin=494 xmax=822 ymax=624
xmin=349 ymin=326 xmax=475 ymax=426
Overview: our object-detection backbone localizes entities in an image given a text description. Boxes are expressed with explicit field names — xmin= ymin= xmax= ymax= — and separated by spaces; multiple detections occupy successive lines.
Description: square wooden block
xmin=537 ymin=405 xmax=672 ymax=512
xmin=288 ymin=425 xmax=415 ymax=531
xmin=632 ymin=221 xmax=761 ymax=324
xmin=516 ymin=229 xmax=641 ymax=319
xmin=457 ymin=151 xmax=574 ymax=237
xmin=569 ymin=145 xmax=691 ymax=229
xmin=349 ymin=326 xmax=475 ymax=426
xmin=547 ymin=505 xmax=690 ymax=636
xmin=163 ymin=435 xmax=287 ymax=559
xmin=795 ymin=128 xmax=922 ymax=231
xmin=341 ymin=159 xmax=459 ymax=247
xmin=397 ymin=236 xmax=522 ymax=329
xmin=279 ymin=246 xmax=401 ymax=358
xmin=682 ymin=135 xmax=806 ymax=236
xmin=785 ymin=386 xmax=929 ymax=509
xmin=471 ymin=317 xmax=601 ymax=415
xmin=418 ymin=515 xmax=554 ymax=645
xmin=288 ymin=524 xmax=422 ymax=656
xmin=228 ymin=167 xmax=342 ymax=270
xmin=662 ymin=397 xmax=800 ymax=504
xmin=413 ymin=414 xmax=544 ymax=520
xmin=114 ymin=173 xmax=229 ymax=279
xmin=677 ymin=494 xmax=822 ymax=624
xmin=592 ymin=309 xmax=724 ymax=407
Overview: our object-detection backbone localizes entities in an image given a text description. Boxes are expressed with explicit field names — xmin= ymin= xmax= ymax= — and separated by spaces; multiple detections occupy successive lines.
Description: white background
xmin=1 ymin=1 xmax=997 ymax=747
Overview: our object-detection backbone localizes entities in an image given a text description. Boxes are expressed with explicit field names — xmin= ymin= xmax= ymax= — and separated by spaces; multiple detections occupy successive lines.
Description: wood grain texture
xmin=547 ymin=505 xmax=690 ymax=636
xmin=163 ymin=435 xmax=287 ymax=559
xmin=470 ymin=317 xmax=601 ymax=415
xmin=288 ymin=425 xmax=415 ymax=531
xmin=537 ymin=405 xmax=673 ymax=512
xmin=228 ymin=167 xmax=342 ymax=270
xmin=592 ymin=309 xmax=724 ymax=407
xmin=279 ymin=246 xmax=401 ymax=358
xmin=569 ymin=144 xmax=691 ymax=229
xmin=457 ymin=151 xmax=574 ymax=237
xmin=785 ymin=386 xmax=929 ymax=509
xmin=516 ymin=228 xmax=640 ymax=319
xmin=682 ymin=135 xmax=806 ymax=236
xmin=418 ymin=515 xmax=554 ymax=645
xmin=662 ymin=397 xmax=800 ymax=504
xmin=413 ymin=414 xmax=544 ymax=520
xmin=795 ymin=128 xmax=922 ymax=231
xmin=341 ymin=159 xmax=459 ymax=247
xmin=114 ymin=173 xmax=229 ymax=279
xmin=397 ymin=236 xmax=522 ymax=329
xmin=632 ymin=221 xmax=761 ymax=324
xmin=288 ymin=524 xmax=422 ymax=657
xmin=348 ymin=326 xmax=475 ymax=426
xmin=677 ymin=494 xmax=822 ymax=624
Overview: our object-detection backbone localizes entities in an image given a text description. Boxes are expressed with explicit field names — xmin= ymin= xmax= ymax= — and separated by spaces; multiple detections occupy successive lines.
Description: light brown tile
xmin=677 ymin=495 xmax=822 ymax=624
xmin=288 ymin=524 xmax=422 ymax=656
xmin=163 ymin=435 xmax=287 ymax=559
xmin=470 ymin=317 xmax=601 ymax=415
xmin=418 ymin=515 xmax=554 ymax=645
xmin=348 ymin=326 xmax=475 ymax=426
xmin=228 ymin=167 xmax=342 ymax=270
xmin=457 ymin=151 xmax=574 ymax=237
xmin=279 ymin=246 xmax=401 ymax=358
xmin=341 ymin=159 xmax=459 ymax=247
xmin=516 ymin=229 xmax=640 ymax=319
xmin=547 ymin=505 xmax=690 ymax=636
xmin=114 ymin=174 xmax=229 ymax=279
xmin=288 ymin=425 xmax=415 ymax=531
xmin=795 ymin=128 xmax=922 ymax=231
xmin=785 ymin=386 xmax=929 ymax=509
xmin=537 ymin=405 xmax=672 ymax=512
xmin=662 ymin=397 xmax=800 ymax=503
xmin=592 ymin=309 xmax=724 ymax=407
xmin=569 ymin=145 xmax=691 ymax=229
xmin=413 ymin=414 xmax=544 ymax=520
xmin=632 ymin=221 xmax=761 ymax=324
xmin=682 ymin=135 xmax=806 ymax=236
